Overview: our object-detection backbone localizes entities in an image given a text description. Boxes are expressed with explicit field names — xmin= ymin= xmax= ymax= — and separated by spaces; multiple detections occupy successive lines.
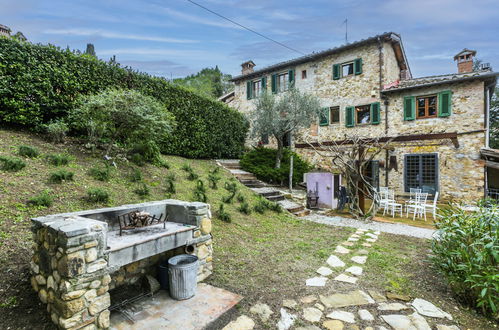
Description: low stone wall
xmin=31 ymin=200 xmax=214 ymax=329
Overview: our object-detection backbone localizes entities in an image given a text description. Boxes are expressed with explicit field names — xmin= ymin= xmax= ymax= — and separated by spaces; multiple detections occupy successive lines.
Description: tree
xmin=306 ymin=136 xmax=393 ymax=219
xmin=250 ymin=88 xmax=321 ymax=168
xmin=173 ymin=66 xmax=233 ymax=99
xmin=69 ymin=89 xmax=175 ymax=158
xmin=85 ymin=43 xmax=96 ymax=57
xmin=490 ymin=87 xmax=499 ymax=149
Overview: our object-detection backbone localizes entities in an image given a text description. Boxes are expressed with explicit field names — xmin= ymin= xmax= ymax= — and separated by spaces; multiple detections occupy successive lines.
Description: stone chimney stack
xmin=454 ymin=49 xmax=476 ymax=73
xmin=241 ymin=60 xmax=256 ymax=75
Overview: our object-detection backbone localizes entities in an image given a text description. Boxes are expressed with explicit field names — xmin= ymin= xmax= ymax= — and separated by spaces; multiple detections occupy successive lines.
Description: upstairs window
xmin=277 ymin=72 xmax=289 ymax=92
xmin=252 ymin=80 xmax=262 ymax=97
xmin=416 ymin=95 xmax=437 ymax=119
xmin=356 ymin=105 xmax=371 ymax=124
xmin=404 ymin=90 xmax=452 ymax=120
xmin=330 ymin=106 xmax=340 ymax=124
xmin=342 ymin=62 xmax=354 ymax=77
xmin=302 ymin=70 xmax=307 ymax=79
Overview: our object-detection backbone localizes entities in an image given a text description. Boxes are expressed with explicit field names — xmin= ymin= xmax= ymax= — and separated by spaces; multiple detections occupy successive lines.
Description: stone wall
xmin=31 ymin=200 xmax=214 ymax=329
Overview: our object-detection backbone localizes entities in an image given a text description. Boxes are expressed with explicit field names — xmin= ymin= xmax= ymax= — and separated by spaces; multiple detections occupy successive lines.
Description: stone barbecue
xmin=30 ymin=199 xmax=213 ymax=329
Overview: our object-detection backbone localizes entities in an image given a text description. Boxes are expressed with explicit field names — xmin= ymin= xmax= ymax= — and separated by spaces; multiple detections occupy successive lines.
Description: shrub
xmin=128 ymin=168 xmax=143 ymax=182
xmin=237 ymin=202 xmax=251 ymax=215
xmin=43 ymin=120 xmax=69 ymax=143
xmin=47 ymin=153 xmax=70 ymax=166
xmin=217 ymin=204 xmax=231 ymax=223
xmin=88 ymin=164 xmax=112 ymax=181
xmin=431 ymin=203 xmax=499 ymax=317
xmin=18 ymin=145 xmax=39 ymax=158
xmin=181 ymin=163 xmax=193 ymax=172
xmin=165 ymin=173 xmax=176 ymax=195
xmin=208 ymin=172 xmax=221 ymax=189
xmin=222 ymin=181 xmax=238 ymax=203
xmin=236 ymin=194 xmax=245 ymax=203
xmin=87 ymin=188 xmax=110 ymax=203
xmin=0 ymin=156 xmax=26 ymax=171
xmin=27 ymin=190 xmax=53 ymax=207
xmin=0 ymin=38 xmax=248 ymax=158
xmin=253 ymin=198 xmax=282 ymax=214
xmin=48 ymin=170 xmax=74 ymax=183
xmin=134 ymin=183 xmax=150 ymax=197
xmin=193 ymin=180 xmax=207 ymax=203
xmin=240 ymin=147 xmax=312 ymax=185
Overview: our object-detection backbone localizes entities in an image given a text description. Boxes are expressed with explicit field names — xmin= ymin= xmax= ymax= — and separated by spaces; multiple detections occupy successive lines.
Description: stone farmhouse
xmin=227 ymin=32 xmax=498 ymax=202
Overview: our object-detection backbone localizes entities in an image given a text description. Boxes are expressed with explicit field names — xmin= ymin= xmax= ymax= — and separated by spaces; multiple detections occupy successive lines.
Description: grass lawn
xmin=0 ymin=128 xmax=494 ymax=329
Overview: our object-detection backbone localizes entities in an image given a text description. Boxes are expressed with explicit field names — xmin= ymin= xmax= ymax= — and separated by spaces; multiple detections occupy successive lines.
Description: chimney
xmin=241 ymin=60 xmax=256 ymax=75
xmin=454 ymin=48 xmax=476 ymax=73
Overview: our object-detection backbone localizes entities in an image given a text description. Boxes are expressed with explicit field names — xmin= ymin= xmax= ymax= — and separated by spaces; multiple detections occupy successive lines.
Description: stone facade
xmin=31 ymin=200 xmax=214 ymax=329
xmin=229 ymin=33 xmax=494 ymax=202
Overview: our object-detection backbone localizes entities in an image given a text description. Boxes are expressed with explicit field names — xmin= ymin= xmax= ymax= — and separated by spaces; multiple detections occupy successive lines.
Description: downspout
xmin=377 ymin=37 xmax=390 ymax=187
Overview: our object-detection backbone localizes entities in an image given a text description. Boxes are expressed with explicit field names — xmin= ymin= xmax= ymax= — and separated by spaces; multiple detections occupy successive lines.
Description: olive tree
xmin=70 ymin=89 xmax=175 ymax=159
xmin=250 ymin=88 xmax=321 ymax=168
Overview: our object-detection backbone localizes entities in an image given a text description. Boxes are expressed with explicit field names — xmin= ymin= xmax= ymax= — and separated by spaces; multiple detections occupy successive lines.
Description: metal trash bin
xmin=168 ymin=254 xmax=199 ymax=300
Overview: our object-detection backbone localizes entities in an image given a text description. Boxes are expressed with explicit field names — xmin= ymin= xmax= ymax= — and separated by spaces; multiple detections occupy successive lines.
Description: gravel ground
xmin=302 ymin=213 xmax=437 ymax=239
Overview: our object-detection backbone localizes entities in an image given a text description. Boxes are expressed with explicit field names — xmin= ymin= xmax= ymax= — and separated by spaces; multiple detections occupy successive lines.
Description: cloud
xmin=43 ymin=28 xmax=198 ymax=43
xmin=154 ymin=6 xmax=241 ymax=29
xmin=118 ymin=59 xmax=195 ymax=78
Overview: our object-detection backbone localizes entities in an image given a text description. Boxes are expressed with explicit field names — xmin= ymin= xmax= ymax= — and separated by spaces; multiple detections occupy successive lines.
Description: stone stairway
xmin=216 ymin=159 xmax=310 ymax=217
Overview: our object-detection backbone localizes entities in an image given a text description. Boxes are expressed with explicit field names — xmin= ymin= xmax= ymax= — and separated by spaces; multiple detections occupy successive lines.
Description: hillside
xmin=0 ymin=128 xmax=355 ymax=329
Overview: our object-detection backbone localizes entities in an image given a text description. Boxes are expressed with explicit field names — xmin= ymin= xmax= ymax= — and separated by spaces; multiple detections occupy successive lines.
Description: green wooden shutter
xmin=371 ymin=102 xmax=380 ymax=124
xmin=345 ymin=106 xmax=355 ymax=127
xmin=319 ymin=107 xmax=329 ymax=126
xmin=246 ymin=81 xmax=252 ymax=100
xmin=271 ymin=74 xmax=277 ymax=94
xmin=354 ymin=58 xmax=363 ymax=75
xmin=333 ymin=64 xmax=340 ymax=80
xmin=438 ymin=90 xmax=452 ymax=117
xmin=403 ymin=96 xmax=415 ymax=121
xmin=261 ymin=76 xmax=267 ymax=92
xmin=288 ymin=69 xmax=295 ymax=87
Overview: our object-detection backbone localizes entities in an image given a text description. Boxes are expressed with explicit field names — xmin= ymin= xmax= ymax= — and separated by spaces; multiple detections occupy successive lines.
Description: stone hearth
xmin=30 ymin=199 xmax=213 ymax=329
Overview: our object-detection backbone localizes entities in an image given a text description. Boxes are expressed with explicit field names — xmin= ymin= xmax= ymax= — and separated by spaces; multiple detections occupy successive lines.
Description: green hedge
xmin=0 ymin=37 xmax=248 ymax=158
xmin=431 ymin=202 xmax=499 ymax=318
xmin=240 ymin=147 xmax=312 ymax=185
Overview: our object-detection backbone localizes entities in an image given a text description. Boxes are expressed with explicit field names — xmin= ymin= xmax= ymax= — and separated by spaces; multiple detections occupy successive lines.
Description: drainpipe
xmin=485 ymin=84 xmax=492 ymax=148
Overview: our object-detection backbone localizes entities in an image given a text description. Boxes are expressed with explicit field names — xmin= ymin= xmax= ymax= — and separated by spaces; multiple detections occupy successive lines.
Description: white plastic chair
xmin=383 ymin=190 xmax=403 ymax=217
xmin=422 ymin=191 xmax=439 ymax=219
xmin=406 ymin=192 xmax=428 ymax=221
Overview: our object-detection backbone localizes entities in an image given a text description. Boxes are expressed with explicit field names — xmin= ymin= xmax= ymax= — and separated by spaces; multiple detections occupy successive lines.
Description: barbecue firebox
xmin=30 ymin=199 xmax=213 ymax=329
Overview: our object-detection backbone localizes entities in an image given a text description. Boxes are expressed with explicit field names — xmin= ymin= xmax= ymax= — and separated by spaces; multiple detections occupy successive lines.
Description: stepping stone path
xmin=306 ymin=276 xmax=327 ymax=287
xmin=317 ymin=266 xmax=333 ymax=276
xmin=327 ymin=255 xmax=346 ymax=268
xmin=250 ymin=303 xmax=274 ymax=322
xmin=303 ymin=307 xmax=323 ymax=323
xmin=334 ymin=245 xmax=351 ymax=254
xmin=327 ymin=310 xmax=356 ymax=323
xmin=223 ymin=228 xmax=461 ymax=330
xmin=333 ymin=273 xmax=357 ymax=284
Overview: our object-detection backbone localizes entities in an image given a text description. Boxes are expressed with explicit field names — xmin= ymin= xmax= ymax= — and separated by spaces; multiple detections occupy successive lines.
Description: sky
xmin=1 ymin=0 xmax=498 ymax=79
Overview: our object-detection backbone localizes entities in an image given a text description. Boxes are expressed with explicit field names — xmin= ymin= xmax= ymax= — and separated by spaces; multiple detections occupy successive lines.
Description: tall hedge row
xmin=0 ymin=37 xmax=248 ymax=158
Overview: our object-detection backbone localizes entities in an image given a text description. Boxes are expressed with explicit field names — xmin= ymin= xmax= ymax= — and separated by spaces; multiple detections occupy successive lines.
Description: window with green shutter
xmin=319 ymin=107 xmax=329 ymax=126
xmin=271 ymin=74 xmax=277 ymax=94
xmin=288 ymin=69 xmax=295 ymax=87
xmin=333 ymin=64 xmax=340 ymax=80
xmin=438 ymin=90 xmax=452 ymax=117
xmin=345 ymin=106 xmax=355 ymax=127
xmin=354 ymin=58 xmax=363 ymax=75
xmin=403 ymin=96 xmax=415 ymax=121
xmin=371 ymin=102 xmax=380 ymax=124
xmin=246 ymin=81 xmax=252 ymax=100
xmin=261 ymin=76 xmax=267 ymax=91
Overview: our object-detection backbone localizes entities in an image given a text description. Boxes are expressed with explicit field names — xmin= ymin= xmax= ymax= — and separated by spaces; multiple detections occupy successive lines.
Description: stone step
xmin=293 ymin=209 xmax=311 ymax=217
xmin=266 ymin=194 xmax=285 ymax=202
xmin=259 ymin=190 xmax=281 ymax=197
xmin=244 ymin=183 xmax=266 ymax=188
xmin=223 ymin=163 xmax=242 ymax=169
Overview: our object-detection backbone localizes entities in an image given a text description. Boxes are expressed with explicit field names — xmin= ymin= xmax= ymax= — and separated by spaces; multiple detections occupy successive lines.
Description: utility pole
xmin=343 ymin=19 xmax=348 ymax=44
